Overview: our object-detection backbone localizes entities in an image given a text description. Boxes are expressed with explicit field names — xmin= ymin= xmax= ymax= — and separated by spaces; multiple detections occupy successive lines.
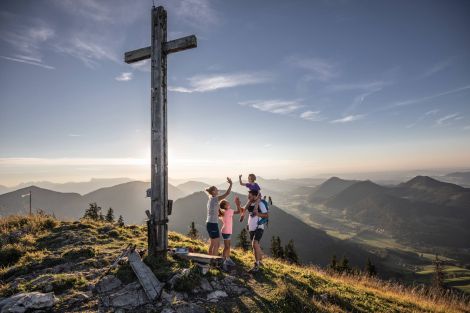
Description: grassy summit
xmin=0 ymin=214 xmax=468 ymax=313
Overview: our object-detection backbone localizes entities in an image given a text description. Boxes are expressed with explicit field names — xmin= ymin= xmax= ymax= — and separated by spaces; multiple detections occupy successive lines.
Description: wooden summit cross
xmin=124 ymin=6 xmax=197 ymax=258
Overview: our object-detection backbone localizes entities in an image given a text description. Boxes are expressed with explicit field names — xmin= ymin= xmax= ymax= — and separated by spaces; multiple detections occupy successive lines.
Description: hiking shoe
xmin=222 ymin=261 xmax=229 ymax=272
xmin=225 ymin=258 xmax=236 ymax=266
xmin=248 ymin=264 xmax=260 ymax=273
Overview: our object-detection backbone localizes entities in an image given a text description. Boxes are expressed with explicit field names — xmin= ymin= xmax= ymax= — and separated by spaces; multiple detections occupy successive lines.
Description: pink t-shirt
xmin=220 ymin=208 xmax=234 ymax=234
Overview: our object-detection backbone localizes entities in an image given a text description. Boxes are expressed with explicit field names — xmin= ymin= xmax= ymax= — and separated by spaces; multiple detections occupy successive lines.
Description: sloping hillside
xmin=0 ymin=186 xmax=82 ymax=217
xmin=323 ymin=180 xmax=470 ymax=248
xmin=171 ymin=191 xmax=384 ymax=272
xmin=1 ymin=214 xmax=468 ymax=313
xmin=395 ymin=176 xmax=470 ymax=208
xmin=308 ymin=177 xmax=358 ymax=203
xmin=176 ymin=181 xmax=210 ymax=195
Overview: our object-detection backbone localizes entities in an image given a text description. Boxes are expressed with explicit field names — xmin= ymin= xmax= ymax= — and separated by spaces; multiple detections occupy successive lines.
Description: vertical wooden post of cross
xmin=150 ymin=5 xmax=167 ymax=258
xmin=124 ymin=6 xmax=197 ymax=258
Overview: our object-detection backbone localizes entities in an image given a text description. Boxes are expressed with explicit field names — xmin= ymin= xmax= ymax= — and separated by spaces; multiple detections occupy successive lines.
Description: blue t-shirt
xmin=245 ymin=183 xmax=261 ymax=192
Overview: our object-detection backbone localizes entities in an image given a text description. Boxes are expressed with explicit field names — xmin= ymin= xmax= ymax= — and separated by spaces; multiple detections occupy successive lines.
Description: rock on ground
xmin=95 ymin=275 xmax=122 ymax=294
xmin=0 ymin=292 xmax=57 ymax=313
xmin=100 ymin=282 xmax=150 ymax=309
xmin=207 ymin=290 xmax=228 ymax=302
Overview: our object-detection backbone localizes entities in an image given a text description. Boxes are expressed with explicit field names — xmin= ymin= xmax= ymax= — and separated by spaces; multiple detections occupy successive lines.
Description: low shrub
xmin=61 ymin=246 xmax=95 ymax=260
xmin=0 ymin=244 xmax=25 ymax=267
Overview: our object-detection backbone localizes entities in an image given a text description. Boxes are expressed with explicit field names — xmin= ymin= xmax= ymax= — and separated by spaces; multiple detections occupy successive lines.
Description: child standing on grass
xmin=239 ymin=173 xmax=261 ymax=222
xmin=205 ymin=177 xmax=232 ymax=256
xmin=218 ymin=197 xmax=242 ymax=270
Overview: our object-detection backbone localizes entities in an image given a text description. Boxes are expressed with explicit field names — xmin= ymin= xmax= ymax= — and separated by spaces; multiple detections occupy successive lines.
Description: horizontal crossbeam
xmin=124 ymin=35 xmax=197 ymax=64
xmin=165 ymin=35 xmax=197 ymax=54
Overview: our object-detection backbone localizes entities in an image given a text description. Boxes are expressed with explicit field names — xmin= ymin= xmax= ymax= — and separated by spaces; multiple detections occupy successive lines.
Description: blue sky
xmin=1 ymin=0 xmax=469 ymax=185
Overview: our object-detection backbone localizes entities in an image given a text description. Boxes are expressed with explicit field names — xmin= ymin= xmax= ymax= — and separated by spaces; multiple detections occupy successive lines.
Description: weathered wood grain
xmin=128 ymin=250 xmax=163 ymax=301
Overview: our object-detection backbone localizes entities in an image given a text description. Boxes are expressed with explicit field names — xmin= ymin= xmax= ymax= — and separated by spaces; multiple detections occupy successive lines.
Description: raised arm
xmin=239 ymin=174 xmax=246 ymax=186
xmin=233 ymin=196 xmax=242 ymax=214
xmin=218 ymin=177 xmax=233 ymax=201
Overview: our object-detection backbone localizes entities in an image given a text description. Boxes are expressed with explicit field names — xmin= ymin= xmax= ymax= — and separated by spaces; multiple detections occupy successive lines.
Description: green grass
xmin=416 ymin=265 xmax=470 ymax=293
xmin=0 ymin=213 xmax=469 ymax=313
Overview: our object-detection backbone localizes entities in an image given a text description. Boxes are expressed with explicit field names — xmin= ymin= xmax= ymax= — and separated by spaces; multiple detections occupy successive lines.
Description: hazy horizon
xmin=1 ymin=166 xmax=469 ymax=188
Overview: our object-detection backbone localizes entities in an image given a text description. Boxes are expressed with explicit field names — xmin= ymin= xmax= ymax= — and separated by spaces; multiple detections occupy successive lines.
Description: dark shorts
xmin=206 ymin=222 xmax=220 ymax=239
xmin=249 ymin=229 xmax=264 ymax=242
xmin=222 ymin=233 xmax=231 ymax=240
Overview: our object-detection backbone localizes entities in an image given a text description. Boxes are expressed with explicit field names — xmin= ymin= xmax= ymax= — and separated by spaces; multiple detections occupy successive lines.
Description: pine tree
xmin=270 ymin=236 xmax=284 ymax=259
xmin=432 ymin=254 xmax=445 ymax=292
xmin=284 ymin=239 xmax=299 ymax=264
xmin=338 ymin=256 xmax=350 ymax=273
xmin=365 ymin=258 xmax=377 ymax=276
xmin=328 ymin=255 xmax=338 ymax=271
xmin=98 ymin=212 xmax=104 ymax=221
xmin=117 ymin=215 xmax=125 ymax=227
xmin=105 ymin=208 xmax=114 ymax=223
xmin=83 ymin=202 xmax=101 ymax=220
xmin=187 ymin=221 xmax=199 ymax=239
xmin=236 ymin=228 xmax=250 ymax=251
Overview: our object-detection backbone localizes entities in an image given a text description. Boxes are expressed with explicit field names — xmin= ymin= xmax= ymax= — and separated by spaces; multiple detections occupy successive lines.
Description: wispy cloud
xmin=286 ymin=55 xmax=338 ymax=81
xmin=436 ymin=113 xmax=462 ymax=126
xmin=174 ymin=0 xmax=219 ymax=29
xmin=330 ymin=114 xmax=364 ymax=123
xmin=239 ymin=99 xmax=303 ymax=115
xmin=54 ymin=35 xmax=119 ymax=68
xmin=328 ymin=81 xmax=389 ymax=113
xmin=115 ymin=72 xmax=133 ymax=81
xmin=419 ymin=59 xmax=453 ymax=79
xmin=300 ymin=110 xmax=323 ymax=121
xmin=0 ymin=55 xmax=54 ymax=70
xmin=68 ymin=134 xmax=81 ymax=137
xmin=129 ymin=59 xmax=150 ymax=72
xmin=0 ymin=12 xmax=55 ymax=69
xmin=388 ymin=85 xmax=470 ymax=108
xmin=463 ymin=125 xmax=470 ymax=131
xmin=169 ymin=72 xmax=272 ymax=93
xmin=51 ymin=0 xmax=146 ymax=25
xmin=406 ymin=109 xmax=439 ymax=128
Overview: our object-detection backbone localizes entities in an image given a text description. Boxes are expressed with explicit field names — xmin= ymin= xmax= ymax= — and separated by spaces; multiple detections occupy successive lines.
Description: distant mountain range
xmin=176 ymin=181 xmax=210 ymax=195
xmin=0 ymin=178 xmax=134 ymax=195
xmin=308 ymin=176 xmax=470 ymax=248
xmin=0 ymin=181 xmax=186 ymax=224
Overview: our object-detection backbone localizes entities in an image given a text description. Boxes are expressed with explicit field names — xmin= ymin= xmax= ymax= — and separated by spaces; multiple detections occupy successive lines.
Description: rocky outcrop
xmin=0 ymin=292 xmax=57 ymax=313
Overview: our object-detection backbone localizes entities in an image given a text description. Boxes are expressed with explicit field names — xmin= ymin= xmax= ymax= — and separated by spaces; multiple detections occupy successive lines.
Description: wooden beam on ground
xmin=128 ymin=250 xmax=163 ymax=301
xmin=174 ymin=252 xmax=223 ymax=265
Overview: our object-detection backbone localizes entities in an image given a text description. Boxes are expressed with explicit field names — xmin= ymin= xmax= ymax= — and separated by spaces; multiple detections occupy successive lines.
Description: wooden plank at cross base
xmin=174 ymin=252 xmax=223 ymax=265
xmin=128 ymin=249 xmax=163 ymax=301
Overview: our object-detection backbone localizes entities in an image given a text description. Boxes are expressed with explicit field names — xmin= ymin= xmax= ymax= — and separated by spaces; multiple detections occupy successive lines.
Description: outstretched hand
xmin=227 ymin=177 xmax=232 ymax=184
xmin=234 ymin=196 xmax=241 ymax=207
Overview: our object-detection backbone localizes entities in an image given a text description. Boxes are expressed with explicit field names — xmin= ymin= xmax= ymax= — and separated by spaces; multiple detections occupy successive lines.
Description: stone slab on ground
xmin=0 ymin=292 xmax=57 ymax=313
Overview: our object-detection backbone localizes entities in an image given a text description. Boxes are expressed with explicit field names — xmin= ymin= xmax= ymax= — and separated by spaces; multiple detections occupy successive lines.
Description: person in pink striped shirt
xmin=218 ymin=197 xmax=242 ymax=269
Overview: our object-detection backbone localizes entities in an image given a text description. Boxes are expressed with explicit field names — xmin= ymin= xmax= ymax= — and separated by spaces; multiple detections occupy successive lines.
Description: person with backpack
xmin=235 ymin=190 xmax=269 ymax=273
